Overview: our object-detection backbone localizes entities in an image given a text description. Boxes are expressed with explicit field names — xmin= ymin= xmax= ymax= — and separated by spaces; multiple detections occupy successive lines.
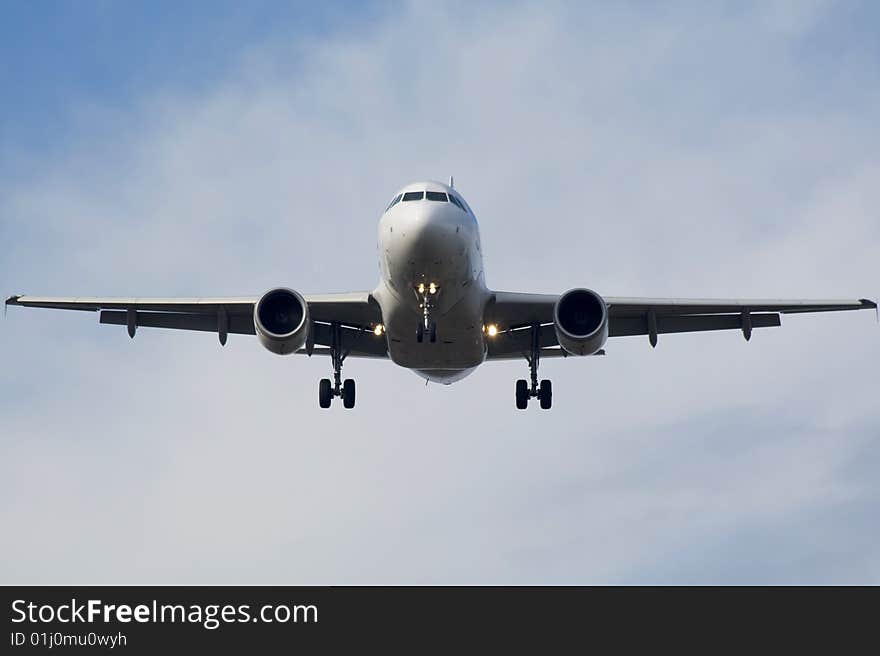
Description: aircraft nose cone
xmin=408 ymin=215 xmax=456 ymax=255
xmin=380 ymin=199 xmax=470 ymax=287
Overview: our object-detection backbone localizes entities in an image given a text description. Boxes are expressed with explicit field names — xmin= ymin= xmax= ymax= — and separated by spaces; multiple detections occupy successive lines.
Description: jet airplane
xmin=7 ymin=179 xmax=876 ymax=409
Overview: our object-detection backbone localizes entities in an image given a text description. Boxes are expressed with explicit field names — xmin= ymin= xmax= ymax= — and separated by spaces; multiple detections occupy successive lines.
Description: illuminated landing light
xmin=486 ymin=324 xmax=498 ymax=337
xmin=373 ymin=324 xmax=385 ymax=336
xmin=428 ymin=282 xmax=437 ymax=294
xmin=418 ymin=283 xmax=425 ymax=294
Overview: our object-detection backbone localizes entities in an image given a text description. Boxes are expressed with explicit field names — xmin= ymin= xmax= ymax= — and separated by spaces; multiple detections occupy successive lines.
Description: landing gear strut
xmin=319 ymin=322 xmax=356 ymax=409
xmin=415 ymin=282 xmax=438 ymax=343
xmin=515 ymin=324 xmax=552 ymax=410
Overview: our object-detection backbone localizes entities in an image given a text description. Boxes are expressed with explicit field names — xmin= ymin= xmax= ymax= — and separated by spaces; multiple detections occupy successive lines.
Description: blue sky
xmin=1 ymin=1 xmax=878 ymax=583
xmin=3 ymin=1 xmax=879 ymax=156
xmin=0 ymin=1 xmax=385 ymax=152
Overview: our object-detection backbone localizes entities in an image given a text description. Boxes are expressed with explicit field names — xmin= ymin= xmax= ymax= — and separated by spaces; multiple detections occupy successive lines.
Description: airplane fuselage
xmin=372 ymin=181 xmax=488 ymax=383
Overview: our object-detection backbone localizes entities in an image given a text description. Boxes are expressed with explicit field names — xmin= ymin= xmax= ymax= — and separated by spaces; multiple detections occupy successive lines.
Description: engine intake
xmin=553 ymin=288 xmax=608 ymax=356
xmin=254 ymin=288 xmax=310 ymax=355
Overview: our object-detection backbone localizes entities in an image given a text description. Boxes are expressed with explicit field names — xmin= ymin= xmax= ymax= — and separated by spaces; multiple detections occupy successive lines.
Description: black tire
xmin=342 ymin=378 xmax=356 ymax=409
xmin=416 ymin=323 xmax=424 ymax=343
xmin=539 ymin=379 xmax=552 ymax=410
xmin=429 ymin=322 xmax=437 ymax=343
xmin=515 ymin=379 xmax=529 ymax=410
xmin=319 ymin=378 xmax=332 ymax=408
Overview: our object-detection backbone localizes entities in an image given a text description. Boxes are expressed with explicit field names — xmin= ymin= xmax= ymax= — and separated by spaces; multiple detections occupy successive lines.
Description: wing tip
xmin=5 ymin=295 xmax=21 ymax=306
xmin=859 ymin=298 xmax=877 ymax=309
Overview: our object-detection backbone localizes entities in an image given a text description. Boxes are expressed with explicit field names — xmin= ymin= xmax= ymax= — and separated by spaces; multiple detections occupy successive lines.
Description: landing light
xmin=373 ymin=324 xmax=385 ymax=336
xmin=418 ymin=283 xmax=425 ymax=294
xmin=486 ymin=324 xmax=498 ymax=337
xmin=429 ymin=282 xmax=437 ymax=294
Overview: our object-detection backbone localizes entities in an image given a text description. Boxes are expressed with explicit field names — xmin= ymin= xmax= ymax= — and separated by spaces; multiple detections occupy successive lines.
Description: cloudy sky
xmin=1 ymin=1 xmax=878 ymax=584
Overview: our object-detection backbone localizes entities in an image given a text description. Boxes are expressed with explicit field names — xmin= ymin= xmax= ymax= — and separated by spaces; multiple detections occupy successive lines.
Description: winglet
xmin=5 ymin=295 xmax=21 ymax=318
xmin=859 ymin=298 xmax=878 ymax=323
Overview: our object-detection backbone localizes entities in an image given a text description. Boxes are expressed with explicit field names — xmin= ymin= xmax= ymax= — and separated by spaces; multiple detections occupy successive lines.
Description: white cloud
xmin=1 ymin=1 xmax=878 ymax=583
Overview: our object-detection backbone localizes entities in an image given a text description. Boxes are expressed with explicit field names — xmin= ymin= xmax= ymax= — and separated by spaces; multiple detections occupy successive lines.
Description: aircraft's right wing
xmin=5 ymin=292 xmax=389 ymax=358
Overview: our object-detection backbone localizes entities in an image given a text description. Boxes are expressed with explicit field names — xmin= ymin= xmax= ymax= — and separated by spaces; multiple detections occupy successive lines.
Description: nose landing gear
xmin=416 ymin=321 xmax=437 ymax=344
xmin=319 ymin=322 xmax=356 ymax=409
xmin=515 ymin=324 xmax=552 ymax=410
xmin=415 ymin=282 xmax=438 ymax=343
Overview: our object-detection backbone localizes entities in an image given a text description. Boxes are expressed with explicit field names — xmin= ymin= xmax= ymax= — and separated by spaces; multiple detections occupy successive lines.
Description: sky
xmin=1 ymin=0 xmax=878 ymax=584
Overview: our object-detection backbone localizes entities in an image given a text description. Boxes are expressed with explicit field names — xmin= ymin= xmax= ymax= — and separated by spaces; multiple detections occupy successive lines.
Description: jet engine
xmin=254 ymin=288 xmax=310 ymax=355
xmin=553 ymin=288 xmax=608 ymax=356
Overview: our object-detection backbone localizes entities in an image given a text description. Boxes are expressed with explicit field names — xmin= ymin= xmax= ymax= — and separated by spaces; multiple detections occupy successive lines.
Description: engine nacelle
xmin=254 ymin=288 xmax=310 ymax=355
xmin=553 ymin=288 xmax=608 ymax=356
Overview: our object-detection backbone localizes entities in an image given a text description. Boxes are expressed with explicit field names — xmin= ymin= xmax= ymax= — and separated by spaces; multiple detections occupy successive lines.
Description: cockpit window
xmin=402 ymin=191 xmax=424 ymax=202
xmin=425 ymin=191 xmax=448 ymax=202
xmin=386 ymin=194 xmax=402 ymax=211
xmin=454 ymin=193 xmax=473 ymax=214
xmin=448 ymin=194 xmax=466 ymax=211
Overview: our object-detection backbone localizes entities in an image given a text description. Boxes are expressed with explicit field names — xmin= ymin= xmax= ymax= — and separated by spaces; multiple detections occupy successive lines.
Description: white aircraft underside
xmin=7 ymin=179 xmax=876 ymax=409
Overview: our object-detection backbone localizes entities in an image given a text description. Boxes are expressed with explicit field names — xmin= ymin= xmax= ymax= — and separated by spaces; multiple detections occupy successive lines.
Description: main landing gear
xmin=515 ymin=324 xmax=552 ymax=410
xmin=319 ymin=322 xmax=356 ymax=409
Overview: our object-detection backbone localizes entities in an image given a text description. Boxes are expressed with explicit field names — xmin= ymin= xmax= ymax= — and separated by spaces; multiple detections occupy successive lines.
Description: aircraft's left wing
xmin=485 ymin=291 xmax=876 ymax=358
xmin=5 ymin=293 xmax=388 ymax=357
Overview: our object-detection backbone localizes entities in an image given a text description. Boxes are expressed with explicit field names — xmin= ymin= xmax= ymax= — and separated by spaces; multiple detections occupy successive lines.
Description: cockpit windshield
xmin=385 ymin=188 xmax=472 ymax=214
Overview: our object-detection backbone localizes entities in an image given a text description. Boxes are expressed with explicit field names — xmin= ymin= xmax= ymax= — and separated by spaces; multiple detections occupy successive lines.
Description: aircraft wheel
xmin=319 ymin=378 xmax=332 ymax=408
xmin=539 ymin=379 xmax=552 ymax=410
xmin=416 ymin=323 xmax=424 ymax=343
xmin=429 ymin=322 xmax=437 ymax=343
xmin=515 ymin=379 xmax=529 ymax=410
xmin=342 ymin=378 xmax=356 ymax=409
